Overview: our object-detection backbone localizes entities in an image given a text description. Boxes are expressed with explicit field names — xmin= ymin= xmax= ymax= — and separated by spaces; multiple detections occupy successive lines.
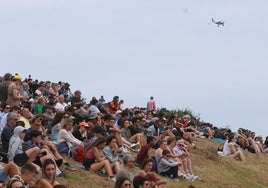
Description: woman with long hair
xmin=83 ymin=137 xmax=115 ymax=181
xmin=36 ymin=158 xmax=59 ymax=188
xmin=114 ymin=176 xmax=132 ymax=188
xmin=137 ymin=158 xmax=167 ymax=188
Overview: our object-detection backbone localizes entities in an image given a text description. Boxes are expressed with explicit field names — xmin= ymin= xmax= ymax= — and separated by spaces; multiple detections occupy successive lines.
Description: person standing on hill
xmin=0 ymin=73 xmax=12 ymax=106
xmin=147 ymin=97 xmax=156 ymax=112
xmin=6 ymin=74 xmax=26 ymax=107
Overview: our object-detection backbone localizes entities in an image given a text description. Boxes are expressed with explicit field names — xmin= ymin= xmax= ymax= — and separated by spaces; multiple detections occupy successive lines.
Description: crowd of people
xmin=0 ymin=72 xmax=267 ymax=188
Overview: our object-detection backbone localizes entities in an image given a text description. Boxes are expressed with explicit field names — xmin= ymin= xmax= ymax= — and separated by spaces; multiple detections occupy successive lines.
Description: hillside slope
xmin=58 ymin=138 xmax=268 ymax=188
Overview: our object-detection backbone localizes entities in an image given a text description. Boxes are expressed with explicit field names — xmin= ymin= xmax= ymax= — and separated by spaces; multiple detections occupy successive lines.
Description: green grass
xmin=57 ymin=138 xmax=268 ymax=188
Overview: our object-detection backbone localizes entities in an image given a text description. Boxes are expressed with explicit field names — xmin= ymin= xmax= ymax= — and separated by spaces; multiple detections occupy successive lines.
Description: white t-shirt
xmin=222 ymin=140 xmax=231 ymax=156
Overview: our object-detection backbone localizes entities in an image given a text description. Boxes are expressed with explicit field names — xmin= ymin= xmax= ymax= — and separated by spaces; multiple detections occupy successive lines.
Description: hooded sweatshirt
xmin=8 ymin=126 xmax=26 ymax=161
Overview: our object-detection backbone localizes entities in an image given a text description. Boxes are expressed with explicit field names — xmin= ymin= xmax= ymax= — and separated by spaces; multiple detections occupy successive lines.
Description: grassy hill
xmin=58 ymin=138 xmax=268 ymax=188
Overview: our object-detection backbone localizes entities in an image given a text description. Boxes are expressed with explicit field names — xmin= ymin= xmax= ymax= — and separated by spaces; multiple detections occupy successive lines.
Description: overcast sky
xmin=1 ymin=0 xmax=268 ymax=137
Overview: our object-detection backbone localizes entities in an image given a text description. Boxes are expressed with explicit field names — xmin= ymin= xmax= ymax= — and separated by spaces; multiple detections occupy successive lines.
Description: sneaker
xmin=130 ymin=143 xmax=139 ymax=148
xmin=187 ymin=174 xmax=198 ymax=182
xmin=55 ymin=159 xmax=63 ymax=167
xmin=63 ymin=163 xmax=77 ymax=171
xmin=185 ymin=175 xmax=192 ymax=182
xmin=57 ymin=171 xmax=66 ymax=178
xmin=122 ymin=146 xmax=129 ymax=153
xmin=174 ymin=178 xmax=179 ymax=182
xmin=191 ymin=175 xmax=198 ymax=182
xmin=108 ymin=176 xmax=116 ymax=182
xmin=97 ymin=169 xmax=106 ymax=175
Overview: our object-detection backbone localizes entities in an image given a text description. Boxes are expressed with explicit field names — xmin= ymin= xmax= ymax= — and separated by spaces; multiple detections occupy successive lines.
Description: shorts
xmin=83 ymin=158 xmax=95 ymax=171
xmin=14 ymin=153 xmax=29 ymax=167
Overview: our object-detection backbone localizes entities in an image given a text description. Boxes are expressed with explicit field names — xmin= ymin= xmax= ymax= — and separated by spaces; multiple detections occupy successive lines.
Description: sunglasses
xmin=5 ymin=107 xmax=11 ymax=109
xmin=166 ymin=155 xmax=171 ymax=158
xmin=63 ymin=116 xmax=69 ymax=118
xmin=124 ymin=183 xmax=131 ymax=187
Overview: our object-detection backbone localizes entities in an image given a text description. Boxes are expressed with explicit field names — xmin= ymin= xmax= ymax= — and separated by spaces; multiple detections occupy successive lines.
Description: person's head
xmin=62 ymin=118 xmax=74 ymax=131
xmin=3 ymin=104 xmax=11 ymax=113
xmin=2 ymin=73 xmax=12 ymax=82
xmin=6 ymin=177 xmax=24 ymax=188
xmin=146 ymin=136 xmax=156 ymax=146
xmin=159 ymin=139 xmax=168 ymax=150
xmin=13 ymin=126 xmax=26 ymax=139
xmin=29 ymin=129 xmax=42 ymax=143
xmin=114 ymin=176 xmax=132 ymax=188
xmin=113 ymin=96 xmax=119 ymax=102
xmin=182 ymin=114 xmax=191 ymax=122
xmin=93 ymin=125 xmax=105 ymax=137
xmin=20 ymin=163 xmax=38 ymax=184
xmin=162 ymin=149 xmax=171 ymax=159
xmin=106 ymin=135 xmax=117 ymax=147
xmin=57 ymin=94 xmax=65 ymax=103
xmin=176 ymin=139 xmax=186 ymax=148
xmin=228 ymin=134 xmax=235 ymax=143
xmin=30 ymin=114 xmax=44 ymax=129
xmin=131 ymin=117 xmax=141 ymax=126
xmin=51 ymin=112 xmax=65 ymax=126
xmin=21 ymin=107 xmax=31 ymax=119
xmin=12 ymin=73 xmax=22 ymax=83
xmin=133 ymin=176 xmax=149 ymax=188
xmin=74 ymin=90 xmax=82 ymax=98
xmin=123 ymin=154 xmax=135 ymax=168
xmin=122 ymin=119 xmax=130 ymax=128
xmin=140 ymin=158 xmax=153 ymax=172
xmin=42 ymin=158 xmax=56 ymax=182
xmin=53 ymin=185 xmax=67 ymax=188
xmin=7 ymin=112 xmax=19 ymax=128
xmin=167 ymin=137 xmax=175 ymax=146
xmin=89 ymin=137 xmax=107 ymax=150
xmin=78 ymin=121 xmax=89 ymax=133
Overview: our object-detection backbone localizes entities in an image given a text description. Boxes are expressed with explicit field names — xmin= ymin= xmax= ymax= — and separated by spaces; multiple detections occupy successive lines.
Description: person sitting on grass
xmin=157 ymin=149 xmax=180 ymax=180
xmin=0 ymin=162 xmax=20 ymax=184
xmin=116 ymin=154 xmax=137 ymax=182
xmin=223 ymin=134 xmax=247 ymax=163
xmin=6 ymin=176 xmax=25 ymax=188
xmin=57 ymin=118 xmax=84 ymax=156
xmin=133 ymin=175 xmax=150 ymax=188
xmin=83 ymin=137 xmax=116 ymax=181
xmin=102 ymin=135 xmax=122 ymax=174
xmin=35 ymin=158 xmax=59 ymax=188
xmin=8 ymin=126 xmax=40 ymax=167
xmin=136 ymin=136 xmax=156 ymax=166
xmin=9 ymin=163 xmax=38 ymax=188
xmin=114 ymin=176 xmax=132 ymax=188
xmin=137 ymin=158 xmax=167 ymax=188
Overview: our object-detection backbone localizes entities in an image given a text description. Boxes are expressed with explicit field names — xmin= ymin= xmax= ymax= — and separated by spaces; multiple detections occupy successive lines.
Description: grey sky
xmin=1 ymin=1 xmax=268 ymax=137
